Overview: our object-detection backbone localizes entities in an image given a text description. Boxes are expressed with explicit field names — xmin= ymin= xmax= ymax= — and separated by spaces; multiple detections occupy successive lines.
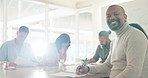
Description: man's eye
xmin=114 ymin=14 xmax=119 ymax=16
xmin=107 ymin=15 xmax=111 ymax=18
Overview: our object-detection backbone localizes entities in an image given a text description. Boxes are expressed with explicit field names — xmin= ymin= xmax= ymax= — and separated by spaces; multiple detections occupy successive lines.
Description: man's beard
xmin=107 ymin=18 xmax=122 ymax=31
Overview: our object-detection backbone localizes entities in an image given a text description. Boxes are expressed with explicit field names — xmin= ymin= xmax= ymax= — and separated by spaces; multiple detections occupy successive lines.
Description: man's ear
xmin=16 ymin=31 xmax=19 ymax=35
xmin=124 ymin=14 xmax=127 ymax=21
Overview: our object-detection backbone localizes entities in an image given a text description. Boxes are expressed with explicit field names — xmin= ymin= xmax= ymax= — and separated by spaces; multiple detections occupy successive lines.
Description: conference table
xmin=0 ymin=65 xmax=109 ymax=78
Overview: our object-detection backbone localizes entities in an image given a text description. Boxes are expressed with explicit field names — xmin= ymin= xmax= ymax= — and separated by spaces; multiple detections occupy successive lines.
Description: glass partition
xmin=0 ymin=0 xmax=3 ymax=46
xmin=1 ymin=0 xmax=95 ymax=64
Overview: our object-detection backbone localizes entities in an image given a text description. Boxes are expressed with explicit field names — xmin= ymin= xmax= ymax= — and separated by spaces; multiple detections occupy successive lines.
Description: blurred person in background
xmin=40 ymin=33 xmax=71 ymax=67
xmin=0 ymin=26 xmax=37 ymax=67
xmin=88 ymin=30 xmax=111 ymax=63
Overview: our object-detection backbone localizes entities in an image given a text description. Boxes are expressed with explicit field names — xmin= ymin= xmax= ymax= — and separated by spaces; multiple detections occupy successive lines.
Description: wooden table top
xmin=0 ymin=65 xmax=109 ymax=78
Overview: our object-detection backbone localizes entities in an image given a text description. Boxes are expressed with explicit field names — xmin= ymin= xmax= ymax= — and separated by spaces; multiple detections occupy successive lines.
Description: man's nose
xmin=110 ymin=15 xmax=116 ymax=20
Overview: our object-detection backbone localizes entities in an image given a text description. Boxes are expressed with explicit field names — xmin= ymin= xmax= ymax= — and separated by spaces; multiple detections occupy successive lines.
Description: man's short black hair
xmin=19 ymin=26 xmax=29 ymax=33
xmin=108 ymin=5 xmax=125 ymax=14
xmin=99 ymin=31 xmax=111 ymax=37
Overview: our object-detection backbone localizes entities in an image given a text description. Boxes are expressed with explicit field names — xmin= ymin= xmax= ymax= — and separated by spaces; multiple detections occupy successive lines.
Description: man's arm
xmin=15 ymin=43 xmax=38 ymax=66
xmin=88 ymin=58 xmax=96 ymax=64
xmin=88 ymin=51 xmax=112 ymax=74
xmin=88 ymin=41 xmax=114 ymax=74
xmin=0 ymin=43 xmax=8 ymax=61
xmin=88 ymin=45 xmax=100 ymax=63
xmin=26 ymin=44 xmax=37 ymax=62
xmin=76 ymin=41 xmax=114 ymax=75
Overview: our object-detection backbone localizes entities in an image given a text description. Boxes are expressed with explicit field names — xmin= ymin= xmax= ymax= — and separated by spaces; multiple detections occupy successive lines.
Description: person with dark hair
xmin=88 ymin=30 xmax=111 ymax=63
xmin=129 ymin=23 xmax=148 ymax=39
xmin=0 ymin=26 xmax=37 ymax=68
xmin=41 ymin=33 xmax=71 ymax=67
xmin=76 ymin=5 xmax=148 ymax=78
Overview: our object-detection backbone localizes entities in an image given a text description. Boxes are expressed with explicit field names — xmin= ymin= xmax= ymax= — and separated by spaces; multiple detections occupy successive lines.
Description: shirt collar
xmin=115 ymin=22 xmax=129 ymax=37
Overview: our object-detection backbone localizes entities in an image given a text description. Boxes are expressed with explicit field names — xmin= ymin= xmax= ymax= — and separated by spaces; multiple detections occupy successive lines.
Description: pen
xmin=80 ymin=58 xmax=88 ymax=69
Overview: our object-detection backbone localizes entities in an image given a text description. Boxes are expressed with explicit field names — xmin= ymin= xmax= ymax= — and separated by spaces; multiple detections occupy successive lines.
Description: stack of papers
xmin=46 ymin=65 xmax=87 ymax=77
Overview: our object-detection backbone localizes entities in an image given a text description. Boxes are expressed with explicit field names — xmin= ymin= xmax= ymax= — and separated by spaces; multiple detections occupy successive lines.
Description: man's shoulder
xmin=96 ymin=45 xmax=102 ymax=52
xmin=128 ymin=27 xmax=145 ymax=38
xmin=124 ymin=26 xmax=147 ymax=43
xmin=2 ymin=39 xmax=14 ymax=45
xmin=97 ymin=45 xmax=101 ymax=48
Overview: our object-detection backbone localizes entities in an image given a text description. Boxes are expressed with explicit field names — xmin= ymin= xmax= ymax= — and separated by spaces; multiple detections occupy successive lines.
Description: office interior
xmin=0 ymin=0 xmax=148 ymax=64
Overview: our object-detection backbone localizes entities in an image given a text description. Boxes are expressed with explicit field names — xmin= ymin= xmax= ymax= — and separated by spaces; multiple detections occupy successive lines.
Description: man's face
xmin=61 ymin=41 xmax=71 ymax=50
xmin=106 ymin=6 xmax=127 ymax=31
xmin=99 ymin=36 xmax=108 ymax=46
xmin=17 ymin=31 xmax=28 ymax=42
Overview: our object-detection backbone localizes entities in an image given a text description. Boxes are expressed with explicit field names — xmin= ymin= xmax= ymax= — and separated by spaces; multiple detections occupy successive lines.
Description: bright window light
xmin=32 ymin=42 xmax=48 ymax=57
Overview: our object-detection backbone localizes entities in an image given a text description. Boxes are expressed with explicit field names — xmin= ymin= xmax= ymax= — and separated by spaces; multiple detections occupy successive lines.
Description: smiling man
xmin=76 ymin=5 xmax=148 ymax=78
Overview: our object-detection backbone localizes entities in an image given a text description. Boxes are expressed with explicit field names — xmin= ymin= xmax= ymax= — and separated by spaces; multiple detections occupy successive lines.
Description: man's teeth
xmin=111 ymin=21 xmax=116 ymax=25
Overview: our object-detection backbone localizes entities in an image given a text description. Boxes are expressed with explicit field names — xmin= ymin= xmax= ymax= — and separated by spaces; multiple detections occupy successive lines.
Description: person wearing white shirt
xmin=0 ymin=26 xmax=37 ymax=67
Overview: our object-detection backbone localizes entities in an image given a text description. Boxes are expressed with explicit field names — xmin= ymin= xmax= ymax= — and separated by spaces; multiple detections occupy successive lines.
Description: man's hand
xmin=76 ymin=65 xmax=89 ymax=75
xmin=88 ymin=58 xmax=96 ymax=64
xmin=4 ymin=62 xmax=17 ymax=70
xmin=8 ymin=62 xmax=17 ymax=67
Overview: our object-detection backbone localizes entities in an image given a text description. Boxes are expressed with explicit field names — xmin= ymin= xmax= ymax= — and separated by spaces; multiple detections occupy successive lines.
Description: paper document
xmin=48 ymin=71 xmax=87 ymax=77
xmin=15 ymin=56 xmax=37 ymax=67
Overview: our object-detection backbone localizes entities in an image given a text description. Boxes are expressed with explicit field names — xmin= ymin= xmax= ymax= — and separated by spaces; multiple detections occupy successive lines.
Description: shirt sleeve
xmin=26 ymin=44 xmax=37 ymax=62
xmin=89 ymin=51 xmax=112 ymax=74
xmin=93 ymin=45 xmax=100 ymax=61
xmin=0 ymin=43 xmax=8 ymax=61
xmin=89 ymin=42 xmax=114 ymax=74
xmin=21 ymin=43 xmax=36 ymax=62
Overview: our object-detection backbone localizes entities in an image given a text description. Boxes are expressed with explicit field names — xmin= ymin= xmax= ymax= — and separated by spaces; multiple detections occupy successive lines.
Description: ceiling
xmin=31 ymin=0 xmax=133 ymax=9
xmin=0 ymin=0 xmax=133 ymax=24
xmin=31 ymin=0 xmax=98 ymax=9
